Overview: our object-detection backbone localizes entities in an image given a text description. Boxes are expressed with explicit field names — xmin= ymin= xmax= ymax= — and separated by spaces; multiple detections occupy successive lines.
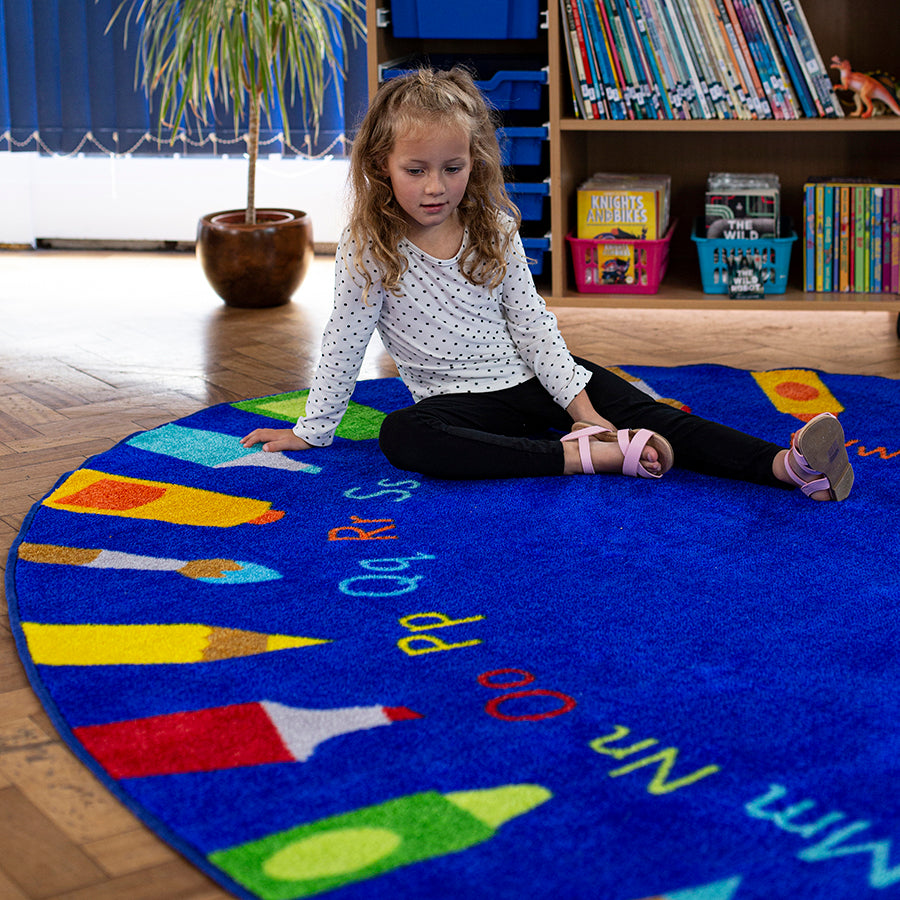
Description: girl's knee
xmin=378 ymin=408 xmax=423 ymax=472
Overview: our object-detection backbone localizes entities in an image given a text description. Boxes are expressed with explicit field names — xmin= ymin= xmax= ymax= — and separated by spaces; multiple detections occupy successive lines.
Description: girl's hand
xmin=240 ymin=428 xmax=314 ymax=453
xmin=566 ymin=390 xmax=615 ymax=432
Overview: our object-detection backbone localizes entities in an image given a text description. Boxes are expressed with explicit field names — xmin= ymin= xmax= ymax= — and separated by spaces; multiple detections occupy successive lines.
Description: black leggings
xmin=379 ymin=357 xmax=786 ymax=487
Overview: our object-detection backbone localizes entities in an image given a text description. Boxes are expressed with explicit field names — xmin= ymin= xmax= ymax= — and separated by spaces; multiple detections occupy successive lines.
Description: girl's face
xmin=384 ymin=121 xmax=472 ymax=248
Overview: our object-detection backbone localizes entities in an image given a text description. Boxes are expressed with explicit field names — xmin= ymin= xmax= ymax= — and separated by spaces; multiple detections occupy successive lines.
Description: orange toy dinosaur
xmin=830 ymin=56 xmax=900 ymax=118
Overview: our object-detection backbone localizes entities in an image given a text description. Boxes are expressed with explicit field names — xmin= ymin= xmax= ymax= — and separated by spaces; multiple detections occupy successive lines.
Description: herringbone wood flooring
xmin=1 ymin=249 xmax=898 ymax=899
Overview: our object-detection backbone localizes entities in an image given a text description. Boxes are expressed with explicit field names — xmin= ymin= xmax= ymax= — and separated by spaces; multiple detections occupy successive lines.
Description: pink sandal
xmin=561 ymin=422 xmax=674 ymax=479
xmin=784 ymin=412 xmax=854 ymax=501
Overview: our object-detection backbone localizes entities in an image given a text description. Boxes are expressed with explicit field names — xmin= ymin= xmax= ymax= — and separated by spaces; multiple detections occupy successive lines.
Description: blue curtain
xmin=0 ymin=0 xmax=367 ymax=156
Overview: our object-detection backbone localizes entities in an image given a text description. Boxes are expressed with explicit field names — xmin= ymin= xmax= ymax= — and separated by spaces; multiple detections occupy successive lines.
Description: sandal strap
xmin=785 ymin=442 xmax=828 ymax=497
xmin=560 ymin=425 xmax=611 ymax=475
xmin=618 ymin=428 xmax=661 ymax=479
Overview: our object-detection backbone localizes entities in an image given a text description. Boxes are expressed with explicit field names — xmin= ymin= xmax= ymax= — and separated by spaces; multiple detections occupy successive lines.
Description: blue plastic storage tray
xmin=380 ymin=57 xmax=547 ymax=111
xmin=390 ymin=0 xmax=540 ymax=39
xmin=497 ymin=126 xmax=548 ymax=167
xmin=522 ymin=236 xmax=550 ymax=276
xmin=506 ymin=181 xmax=549 ymax=221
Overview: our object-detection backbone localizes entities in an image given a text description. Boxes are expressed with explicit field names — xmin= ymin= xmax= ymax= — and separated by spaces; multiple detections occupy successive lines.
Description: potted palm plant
xmin=108 ymin=0 xmax=365 ymax=307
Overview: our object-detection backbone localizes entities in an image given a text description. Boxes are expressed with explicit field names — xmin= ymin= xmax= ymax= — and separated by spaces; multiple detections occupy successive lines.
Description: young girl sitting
xmin=241 ymin=67 xmax=853 ymax=502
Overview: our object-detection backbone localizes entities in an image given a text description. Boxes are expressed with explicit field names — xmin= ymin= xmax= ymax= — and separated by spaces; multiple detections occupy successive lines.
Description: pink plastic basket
xmin=567 ymin=221 xmax=676 ymax=294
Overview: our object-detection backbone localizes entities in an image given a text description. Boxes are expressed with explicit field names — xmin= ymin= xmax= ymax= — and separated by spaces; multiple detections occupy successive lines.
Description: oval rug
xmin=7 ymin=365 xmax=900 ymax=900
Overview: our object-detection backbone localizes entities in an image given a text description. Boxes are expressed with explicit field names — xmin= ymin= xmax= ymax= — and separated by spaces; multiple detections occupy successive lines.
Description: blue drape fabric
xmin=0 ymin=0 xmax=366 ymax=156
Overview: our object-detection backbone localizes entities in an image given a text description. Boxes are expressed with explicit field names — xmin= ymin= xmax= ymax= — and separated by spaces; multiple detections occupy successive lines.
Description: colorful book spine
xmin=892 ymin=188 xmax=900 ymax=293
xmin=853 ymin=186 xmax=867 ymax=293
xmin=600 ymin=0 xmax=639 ymax=117
xmin=560 ymin=0 xmax=589 ymax=117
xmin=652 ymin=0 xmax=703 ymax=118
xmin=616 ymin=0 xmax=660 ymax=119
xmin=721 ymin=0 xmax=772 ymax=117
xmin=756 ymin=0 xmax=817 ymax=117
xmin=776 ymin=0 xmax=842 ymax=117
xmin=837 ymin=185 xmax=851 ymax=292
xmin=626 ymin=0 xmax=671 ymax=118
xmin=803 ymin=181 xmax=815 ymax=291
xmin=661 ymin=0 xmax=713 ymax=118
xmin=571 ymin=0 xmax=602 ymax=118
xmin=753 ymin=0 xmax=801 ymax=117
xmin=814 ymin=182 xmax=825 ymax=292
xmin=560 ymin=0 xmax=840 ymax=122
xmin=621 ymin=0 xmax=662 ymax=118
xmin=695 ymin=0 xmax=747 ymax=117
xmin=690 ymin=0 xmax=739 ymax=117
xmin=673 ymin=0 xmax=729 ymax=117
xmin=822 ymin=184 xmax=835 ymax=292
xmin=584 ymin=0 xmax=627 ymax=118
xmin=638 ymin=0 xmax=694 ymax=119
xmin=881 ymin=187 xmax=900 ymax=293
xmin=871 ymin=187 xmax=883 ymax=293
xmin=707 ymin=0 xmax=759 ymax=117
xmin=733 ymin=0 xmax=786 ymax=118
xmin=598 ymin=0 xmax=641 ymax=118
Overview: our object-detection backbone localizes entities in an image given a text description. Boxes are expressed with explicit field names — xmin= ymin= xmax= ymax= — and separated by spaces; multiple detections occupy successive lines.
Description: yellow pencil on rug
xmin=43 ymin=469 xmax=284 ymax=527
xmin=20 ymin=623 xmax=330 ymax=666
xmin=17 ymin=542 xmax=281 ymax=584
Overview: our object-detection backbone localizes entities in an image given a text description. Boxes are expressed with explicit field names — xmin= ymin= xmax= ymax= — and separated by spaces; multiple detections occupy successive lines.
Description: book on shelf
xmin=560 ymin=0 xmax=842 ymax=119
xmin=576 ymin=172 xmax=671 ymax=241
xmin=705 ymin=172 xmax=781 ymax=238
xmin=803 ymin=177 xmax=900 ymax=295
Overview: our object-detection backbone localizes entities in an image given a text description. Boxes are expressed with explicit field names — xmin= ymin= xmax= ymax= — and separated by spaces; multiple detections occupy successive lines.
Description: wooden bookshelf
xmin=367 ymin=0 xmax=900 ymax=312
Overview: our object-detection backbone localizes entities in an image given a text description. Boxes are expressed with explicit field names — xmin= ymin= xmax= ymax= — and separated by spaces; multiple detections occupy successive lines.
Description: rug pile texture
xmin=7 ymin=364 xmax=900 ymax=900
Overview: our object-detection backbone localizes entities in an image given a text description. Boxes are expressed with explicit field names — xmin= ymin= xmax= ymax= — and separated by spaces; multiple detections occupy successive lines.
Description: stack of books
xmin=576 ymin=173 xmax=671 ymax=240
xmin=803 ymin=178 xmax=900 ymax=294
xmin=559 ymin=0 xmax=842 ymax=120
xmin=705 ymin=172 xmax=781 ymax=238
xmin=572 ymin=173 xmax=672 ymax=290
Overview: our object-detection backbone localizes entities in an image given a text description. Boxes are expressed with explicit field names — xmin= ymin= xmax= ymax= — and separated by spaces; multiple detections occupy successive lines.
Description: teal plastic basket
xmin=692 ymin=216 xmax=796 ymax=294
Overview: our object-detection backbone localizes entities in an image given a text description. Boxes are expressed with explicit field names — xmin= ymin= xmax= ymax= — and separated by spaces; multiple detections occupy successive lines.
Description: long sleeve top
xmin=292 ymin=222 xmax=591 ymax=446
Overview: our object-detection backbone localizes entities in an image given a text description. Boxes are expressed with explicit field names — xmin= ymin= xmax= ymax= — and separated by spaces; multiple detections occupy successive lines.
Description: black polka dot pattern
xmin=294 ymin=221 xmax=590 ymax=445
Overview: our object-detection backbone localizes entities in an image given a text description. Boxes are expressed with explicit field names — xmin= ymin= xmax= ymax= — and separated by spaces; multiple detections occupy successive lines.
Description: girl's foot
xmin=776 ymin=412 xmax=854 ymax=501
xmin=561 ymin=423 xmax=674 ymax=479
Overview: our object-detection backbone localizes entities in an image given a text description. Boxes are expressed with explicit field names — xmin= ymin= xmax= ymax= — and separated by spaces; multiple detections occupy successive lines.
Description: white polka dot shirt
xmin=293 ymin=222 xmax=591 ymax=446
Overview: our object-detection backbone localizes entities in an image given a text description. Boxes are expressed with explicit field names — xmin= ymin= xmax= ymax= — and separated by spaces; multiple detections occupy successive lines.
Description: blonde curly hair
xmin=347 ymin=67 xmax=521 ymax=297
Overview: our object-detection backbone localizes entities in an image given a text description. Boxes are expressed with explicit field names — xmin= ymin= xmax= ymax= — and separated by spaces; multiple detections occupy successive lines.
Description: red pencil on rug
xmin=74 ymin=701 xmax=422 ymax=778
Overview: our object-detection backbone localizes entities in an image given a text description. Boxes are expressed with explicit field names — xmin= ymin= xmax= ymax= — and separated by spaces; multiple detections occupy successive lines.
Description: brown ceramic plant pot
xmin=196 ymin=209 xmax=314 ymax=308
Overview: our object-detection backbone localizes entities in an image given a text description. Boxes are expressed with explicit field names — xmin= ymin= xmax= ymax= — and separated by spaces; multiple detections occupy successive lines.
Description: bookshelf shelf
xmin=559 ymin=117 xmax=900 ymax=133
xmin=367 ymin=0 xmax=900 ymax=311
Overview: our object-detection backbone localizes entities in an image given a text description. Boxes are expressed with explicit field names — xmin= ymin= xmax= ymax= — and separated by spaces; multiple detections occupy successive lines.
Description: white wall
xmin=0 ymin=152 xmax=351 ymax=247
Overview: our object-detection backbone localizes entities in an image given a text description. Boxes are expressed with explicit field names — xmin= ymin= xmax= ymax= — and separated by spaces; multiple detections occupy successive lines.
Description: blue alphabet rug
xmin=7 ymin=364 xmax=900 ymax=900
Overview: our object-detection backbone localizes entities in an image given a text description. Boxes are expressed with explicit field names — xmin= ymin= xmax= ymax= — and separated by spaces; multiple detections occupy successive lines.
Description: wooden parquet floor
xmin=1 ymin=248 xmax=898 ymax=899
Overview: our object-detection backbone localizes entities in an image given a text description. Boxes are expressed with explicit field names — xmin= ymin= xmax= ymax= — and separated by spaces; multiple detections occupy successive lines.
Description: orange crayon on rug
xmin=751 ymin=369 xmax=844 ymax=422
xmin=43 ymin=469 xmax=284 ymax=527
xmin=74 ymin=701 xmax=422 ymax=778
xmin=20 ymin=622 xmax=329 ymax=666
